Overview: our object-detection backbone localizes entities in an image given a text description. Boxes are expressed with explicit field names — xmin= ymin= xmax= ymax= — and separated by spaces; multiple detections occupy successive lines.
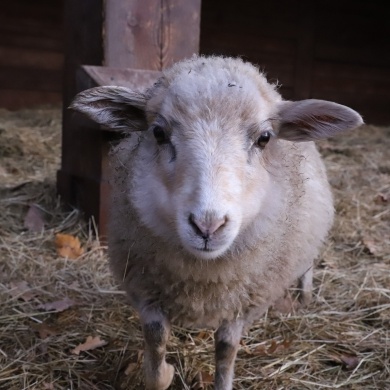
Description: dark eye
xmin=256 ymin=131 xmax=271 ymax=148
xmin=153 ymin=125 xmax=169 ymax=145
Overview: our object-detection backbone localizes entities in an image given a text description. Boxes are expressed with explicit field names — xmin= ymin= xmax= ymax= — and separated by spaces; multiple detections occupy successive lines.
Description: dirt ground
xmin=0 ymin=107 xmax=389 ymax=390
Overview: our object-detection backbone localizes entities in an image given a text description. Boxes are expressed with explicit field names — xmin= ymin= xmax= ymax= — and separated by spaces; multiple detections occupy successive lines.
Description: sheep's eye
xmin=153 ymin=125 xmax=169 ymax=145
xmin=256 ymin=131 xmax=271 ymax=148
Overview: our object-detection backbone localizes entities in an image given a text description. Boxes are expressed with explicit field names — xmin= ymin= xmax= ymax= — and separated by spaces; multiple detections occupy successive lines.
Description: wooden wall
xmin=1 ymin=0 xmax=390 ymax=125
xmin=201 ymin=0 xmax=390 ymax=124
xmin=0 ymin=0 xmax=64 ymax=108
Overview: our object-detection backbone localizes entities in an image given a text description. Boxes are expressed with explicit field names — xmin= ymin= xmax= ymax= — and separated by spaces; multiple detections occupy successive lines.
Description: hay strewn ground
xmin=0 ymin=107 xmax=389 ymax=390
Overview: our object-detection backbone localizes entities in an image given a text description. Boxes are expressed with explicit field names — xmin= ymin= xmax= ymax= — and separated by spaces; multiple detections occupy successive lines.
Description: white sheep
xmin=71 ymin=56 xmax=363 ymax=390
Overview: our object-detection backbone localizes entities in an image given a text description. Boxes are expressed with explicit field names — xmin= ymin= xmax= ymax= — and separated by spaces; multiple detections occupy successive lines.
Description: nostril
xmin=188 ymin=213 xmax=227 ymax=239
xmin=188 ymin=213 xmax=206 ymax=238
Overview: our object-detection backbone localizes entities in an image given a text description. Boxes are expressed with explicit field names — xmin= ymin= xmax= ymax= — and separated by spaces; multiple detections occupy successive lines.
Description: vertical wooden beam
xmin=57 ymin=0 xmax=105 ymax=227
xmin=104 ymin=0 xmax=201 ymax=70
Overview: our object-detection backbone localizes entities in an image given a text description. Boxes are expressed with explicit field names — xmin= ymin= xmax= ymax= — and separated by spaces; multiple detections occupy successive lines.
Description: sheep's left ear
xmin=275 ymin=99 xmax=363 ymax=141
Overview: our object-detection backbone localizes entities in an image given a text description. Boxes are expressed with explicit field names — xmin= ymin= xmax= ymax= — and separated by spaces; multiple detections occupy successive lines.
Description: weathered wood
xmin=0 ymin=66 xmax=61 ymax=91
xmin=292 ymin=3 xmax=315 ymax=100
xmin=104 ymin=0 xmax=201 ymax=70
xmin=0 ymin=46 xmax=63 ymax=70
xmin=0 ymin=0 xmax=64 ymax=108
xmin=58 ymin=0 xmax=105 ymax=232
xmin=82 ymin=66 xmax=161 ymax=91
xmin=0 ymin=90 xmax=61 ymax=109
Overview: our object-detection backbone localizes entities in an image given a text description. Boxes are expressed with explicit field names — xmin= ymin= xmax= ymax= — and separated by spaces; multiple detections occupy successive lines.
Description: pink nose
xmin=188 ymin=213 xmax=227 ymax=239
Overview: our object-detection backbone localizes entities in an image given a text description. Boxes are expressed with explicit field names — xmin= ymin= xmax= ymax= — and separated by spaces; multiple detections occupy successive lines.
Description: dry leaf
xmin=197 ymin=330 xmax=212 ymax=340
xmin=339 ymin=353 xmax=360 ymax=370
xmin=267 ymin=340 xmax=279 ymax=354
xmin=245 ymin=339 xmax=293 ymax=356
xmin=330 ymin=353 xmax=360 ymax=370
xmin=374 ymin=193 xmax=389 ymax=203
xmin=24 ymin=204 xmax=45 ymax=232
xmin=191 ymin=371 xmax=214 ymax=389
xmin=362 ymin=237 xmax=379 ymax=255
xmin=71 ymin=335 xmax=108 ymax=355
xmin=124 ymin=362 xmax=138 ymax=376
xmin=43 ymin=383 xmax=54 ymax=390
xmin=30 ymin=322 xmax=59 ymax=339
xmin=38 ymin=297 xmax=76 ymax=312
xmin=55 ymin=233 xmax=84 ymax=259
xmin=9 ymin=281 xmax=37 ymax=302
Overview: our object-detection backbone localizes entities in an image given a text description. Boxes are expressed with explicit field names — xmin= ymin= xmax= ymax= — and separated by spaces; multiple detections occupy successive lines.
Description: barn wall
xmin=0 ymin=0 xmax=389 ymax=125
xmin=200 ymin=0 xmax=390 ymax=124
xmin=0 ymin=0 xmax=64 ymax=109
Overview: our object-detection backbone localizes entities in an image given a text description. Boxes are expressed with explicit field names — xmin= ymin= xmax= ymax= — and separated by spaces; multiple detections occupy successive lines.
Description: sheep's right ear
xmin=70 ymin=86 xmax=147 ymax=132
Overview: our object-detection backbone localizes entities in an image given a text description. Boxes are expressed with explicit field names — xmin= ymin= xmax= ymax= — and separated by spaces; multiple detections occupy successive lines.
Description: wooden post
xmin=104 ymin=0 xmax=201 ymax=70
xmin=58 ymin=0 xmax=201 ymax=237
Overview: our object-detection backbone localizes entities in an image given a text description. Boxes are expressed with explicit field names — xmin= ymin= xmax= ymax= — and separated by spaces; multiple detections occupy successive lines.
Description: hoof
xmin=145 ymin=362 xmax=174 ymax=390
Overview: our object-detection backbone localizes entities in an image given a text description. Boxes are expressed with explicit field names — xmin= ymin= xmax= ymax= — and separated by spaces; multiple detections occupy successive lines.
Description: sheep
xmin=71 ymin=56 xmax=363 ymax=390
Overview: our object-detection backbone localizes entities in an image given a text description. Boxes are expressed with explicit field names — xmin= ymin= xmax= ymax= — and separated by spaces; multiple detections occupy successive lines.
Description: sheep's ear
xmin=70 ymin=86 xmax=147 ymax=132
xmin=275 ymin=99 xmax=363 ymax=141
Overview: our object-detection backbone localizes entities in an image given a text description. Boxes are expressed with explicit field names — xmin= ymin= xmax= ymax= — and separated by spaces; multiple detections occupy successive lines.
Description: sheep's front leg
xmin=140 ymin=308 xmax=174 ymax=390
xmin=298 ymin=266 xmax=313 ymax=306
xmin=214 ymin=319 xmax=244 ymax=390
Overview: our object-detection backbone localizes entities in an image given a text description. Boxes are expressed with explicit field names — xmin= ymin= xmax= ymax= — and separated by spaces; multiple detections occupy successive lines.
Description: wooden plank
xmin=104 ymin=0 xmax=201 ymax=70
xmin=0 ymin=89 xmax=61 ymax=109
xmin=2 ymin=0 xmax=64 ymax=19
xmin=0 ymin=46 xmax=63 ymax=70
xmin=313 ymin=61 xmax=390 ymax=83
xmin=58 ymin=0 xmax=105 ymax=229
xmin=82 ymin=66 xmax=161 ymax=90
xmin=0 ymin=33 xmax=62 ymax=52
xmin=292 ymin=1 xmax=315 ymax=100
xmin=0 ymin=66 xmax=62 ymax=92
xmin=315 ymin=44 xmax=390 ymax=67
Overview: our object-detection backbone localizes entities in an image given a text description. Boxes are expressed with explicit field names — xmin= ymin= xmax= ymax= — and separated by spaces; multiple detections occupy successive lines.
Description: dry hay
xmin=0 ymin=106 xmax=389 ymax=390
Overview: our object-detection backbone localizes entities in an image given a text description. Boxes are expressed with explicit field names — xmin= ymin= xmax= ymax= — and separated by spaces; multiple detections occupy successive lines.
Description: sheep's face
xmin=71 ymin=57 xmax=363 ymax=260
xmin=132 ymin=64 xmax=280 ymax=259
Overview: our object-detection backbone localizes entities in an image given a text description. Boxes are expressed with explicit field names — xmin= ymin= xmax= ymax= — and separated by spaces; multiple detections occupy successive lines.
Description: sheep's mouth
xmin=195 ymin=247 xmax=214 ymax=252
xmin=188 ymin=244 xmax=228 ymax=259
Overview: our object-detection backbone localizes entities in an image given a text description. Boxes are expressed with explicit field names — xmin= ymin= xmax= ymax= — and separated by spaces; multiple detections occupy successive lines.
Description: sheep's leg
xmin=214 ymin=319 xmax=244 ymax=390
xmin=140 ymin=308 xmax=174 ymax=390
xmin=298 ymin=266 xmax=313 ymax=306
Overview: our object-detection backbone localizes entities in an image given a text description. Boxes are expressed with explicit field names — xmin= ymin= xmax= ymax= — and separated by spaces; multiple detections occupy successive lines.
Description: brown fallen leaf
xmin=244 ymin=338 xmax=293 ymax=356
xmin=362 ymin=237 xmax=379 ymax=255
xmin=374 ymin=193 xmax=389 ymax=204
xmin=24 ymin=204 xmax=45 ymax=232
xmin=124 ymin=362 xmax=138 ymax=376
xmin=71 ymin=335 xmax=108 ymax=355
xmin=191 ymin=371 xmax=214 ymax=389
xmin=197 ymin=330 xmax=212 ymax=340
xmin=340 ymin=353 xmax=360 ymax=370
xmin=30 ymin=322 xmax=59 ymax=339
xmin=38 ymin=297 xmax=76 ymax=312
xmin=330 ymin=353 xmax=360 ymax=370
xmin=55 ymin=233 xmax=84 ymax=259
xmin=9 ymin=281 xmax=38 ymax=302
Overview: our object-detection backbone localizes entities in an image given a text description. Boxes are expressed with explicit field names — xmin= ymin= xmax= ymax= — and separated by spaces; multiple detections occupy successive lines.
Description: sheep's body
xmin=109 ymin=137 xmax=332 ymax=329
xmin=72 ymin=56 xmax=362 ymax=390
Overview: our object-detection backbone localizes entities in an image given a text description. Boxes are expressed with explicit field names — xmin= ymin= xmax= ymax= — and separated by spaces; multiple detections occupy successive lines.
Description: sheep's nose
xmin=188 ymin=213 xmax=227 ymax=239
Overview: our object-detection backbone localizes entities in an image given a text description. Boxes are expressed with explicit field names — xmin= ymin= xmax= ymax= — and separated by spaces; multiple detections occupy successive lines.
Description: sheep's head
xmin=71 ymin=56 xmax=362 ymax=260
